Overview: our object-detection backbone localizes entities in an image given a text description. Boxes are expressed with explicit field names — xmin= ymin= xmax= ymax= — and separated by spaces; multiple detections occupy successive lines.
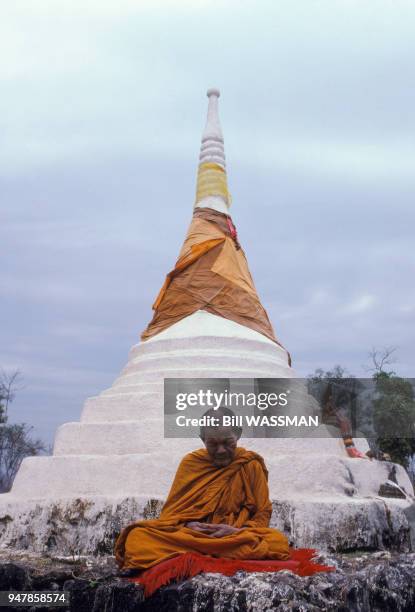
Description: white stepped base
xmin=80 ymin=395 xmax=314 ymax=426
xmin=112 ymin=366 xmax=292 ymax=385
xmin=120 ymin=351 xmax=287 ymax=375
xmin=99 ymin=311 xmax=291 ymax=395
xmin=9 ymin=451 xmax=413 ymax=500
xmin=81 ymin=394 xmax=162 ymax=422
xmin=78 ymin=310 xmax=293 ymax=427
xmin=4 ymin=310 xmax=414 ymax=554
xmin=54 ymin=419 xmax=368 ymax=458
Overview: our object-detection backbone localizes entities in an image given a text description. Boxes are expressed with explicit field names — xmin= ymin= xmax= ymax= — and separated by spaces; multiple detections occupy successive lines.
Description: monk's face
xmin=202 ymin=427 xmax=238 ymax=467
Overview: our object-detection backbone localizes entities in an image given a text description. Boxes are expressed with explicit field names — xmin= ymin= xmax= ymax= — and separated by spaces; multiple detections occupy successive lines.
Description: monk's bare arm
xmin=243 ymin=460 xmax=273 ymax=528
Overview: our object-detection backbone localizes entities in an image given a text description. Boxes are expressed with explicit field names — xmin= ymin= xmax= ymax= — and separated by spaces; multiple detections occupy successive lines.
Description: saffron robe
xmin=115 ymin=447 xmax=290 ymax=570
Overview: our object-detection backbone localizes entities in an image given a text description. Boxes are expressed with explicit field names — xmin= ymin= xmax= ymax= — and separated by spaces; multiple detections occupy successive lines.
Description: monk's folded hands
xmin=206 ymin=524 xmax=241 ymax=538
xmin=185 ymin=521 xmax=241 ymax=537
xmin=185 ymin=521 xmax=211 ymax=533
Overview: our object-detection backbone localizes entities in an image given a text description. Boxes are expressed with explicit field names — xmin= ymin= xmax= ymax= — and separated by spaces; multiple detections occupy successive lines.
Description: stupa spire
xmin=195 ymin=88 xmax=231 ymax=213
xmin=200 ymin=88 xmax=225 ymax=166
xmin=141 ymin=89 xmax=291 ymax=359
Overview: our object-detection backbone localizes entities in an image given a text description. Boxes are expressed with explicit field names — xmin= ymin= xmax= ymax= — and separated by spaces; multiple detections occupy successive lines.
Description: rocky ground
xmin=0 ymin=550 xmax=414 ymax=611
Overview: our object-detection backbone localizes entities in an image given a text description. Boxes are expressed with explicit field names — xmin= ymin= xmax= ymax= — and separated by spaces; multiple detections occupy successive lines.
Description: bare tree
xmin=0 ymin=370 xmax=24 ymax=421
xmin=0 ymin=424 xmax=46 ymax=492
xmin=0 ymin=370 xmax=47 ymax=493
xmin=365 ymin=346 xmax=398 ymax=374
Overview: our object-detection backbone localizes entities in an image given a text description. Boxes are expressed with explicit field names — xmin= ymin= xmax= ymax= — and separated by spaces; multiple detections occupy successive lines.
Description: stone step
xmin=10 ymin=450 xmax=412 ymax=501
xmin=89 ymin=390 xmax=162 ymax=402
xmin=81 ymin=394 xmax=317 ymax=423
xmin=54 ymin=420 xmax=168 ymax=454
xmin=81 ymin=392 xmax=163 ymax=421
xmin=121 ymin=350 xmax=288 ymax=375
xmin=96 ymin=379 xmax=313 ymax=401
xmin=98 ymin=381 xmax=163 ymax=396
xmin=56 ymin=421 xmax=348 ymax=455
xmin=128 ymin=335 xmax=287 ymax=360
xmin=82 ymin=379 xmax=317 ymax=422
xmin=111 ymin=366 xmax=293 ymax=386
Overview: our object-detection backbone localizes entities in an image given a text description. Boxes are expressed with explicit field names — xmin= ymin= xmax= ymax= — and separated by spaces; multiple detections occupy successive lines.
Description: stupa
xmin=0 ymin=90 xmax=413 ymax=555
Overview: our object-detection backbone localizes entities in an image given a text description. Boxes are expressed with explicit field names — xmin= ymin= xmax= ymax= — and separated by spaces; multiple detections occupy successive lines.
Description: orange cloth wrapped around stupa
xmin=141 ymin=207 xmax=290 ymax=362
xmin=114 ymin=447 xmax=290 ymax=571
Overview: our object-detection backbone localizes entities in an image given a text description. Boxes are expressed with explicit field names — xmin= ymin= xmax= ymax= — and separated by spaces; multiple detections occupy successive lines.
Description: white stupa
xmin=0 ymin=90 xmax=413 ymax=555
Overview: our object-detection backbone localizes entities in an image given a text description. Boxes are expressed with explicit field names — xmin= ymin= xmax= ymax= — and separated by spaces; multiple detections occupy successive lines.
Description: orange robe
xmin=115 ymin=447 xmax=290 ymax=570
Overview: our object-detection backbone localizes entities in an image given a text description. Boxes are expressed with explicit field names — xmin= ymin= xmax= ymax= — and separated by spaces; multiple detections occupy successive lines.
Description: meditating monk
xmin=115 ymin=408 xmax=290 ymax=576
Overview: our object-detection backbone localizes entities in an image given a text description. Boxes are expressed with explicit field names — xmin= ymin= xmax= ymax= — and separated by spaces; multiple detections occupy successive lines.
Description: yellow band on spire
xmin=195 ymin=162 xmax=231 ymax=205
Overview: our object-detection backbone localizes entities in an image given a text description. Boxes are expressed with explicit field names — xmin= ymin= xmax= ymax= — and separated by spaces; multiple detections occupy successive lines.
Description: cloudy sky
xmin=1 ymin=0 xmax=414 ymax=445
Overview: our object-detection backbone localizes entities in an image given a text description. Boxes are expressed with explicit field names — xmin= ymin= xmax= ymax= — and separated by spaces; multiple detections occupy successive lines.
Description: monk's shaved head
xmin=200 ymin=407 xmax=242 ymax=467
xmin=199 ymin=407 xmax=242 ymax=440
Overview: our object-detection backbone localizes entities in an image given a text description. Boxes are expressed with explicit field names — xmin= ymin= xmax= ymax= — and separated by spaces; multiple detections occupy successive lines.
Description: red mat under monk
xmin=129 ymin=549 xmax=335 ymax=598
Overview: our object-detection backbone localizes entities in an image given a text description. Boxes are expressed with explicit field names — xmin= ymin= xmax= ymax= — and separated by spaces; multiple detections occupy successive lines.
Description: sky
xmin=1 ymin=0 xmax=414 ymax=445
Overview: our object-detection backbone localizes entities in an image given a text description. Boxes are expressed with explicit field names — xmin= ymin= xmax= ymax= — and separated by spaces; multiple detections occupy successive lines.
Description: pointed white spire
xmin=199 ymin=88 xmax=226 ymax=168
xmin=195 ymin=88 xmax=230 ymax=213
